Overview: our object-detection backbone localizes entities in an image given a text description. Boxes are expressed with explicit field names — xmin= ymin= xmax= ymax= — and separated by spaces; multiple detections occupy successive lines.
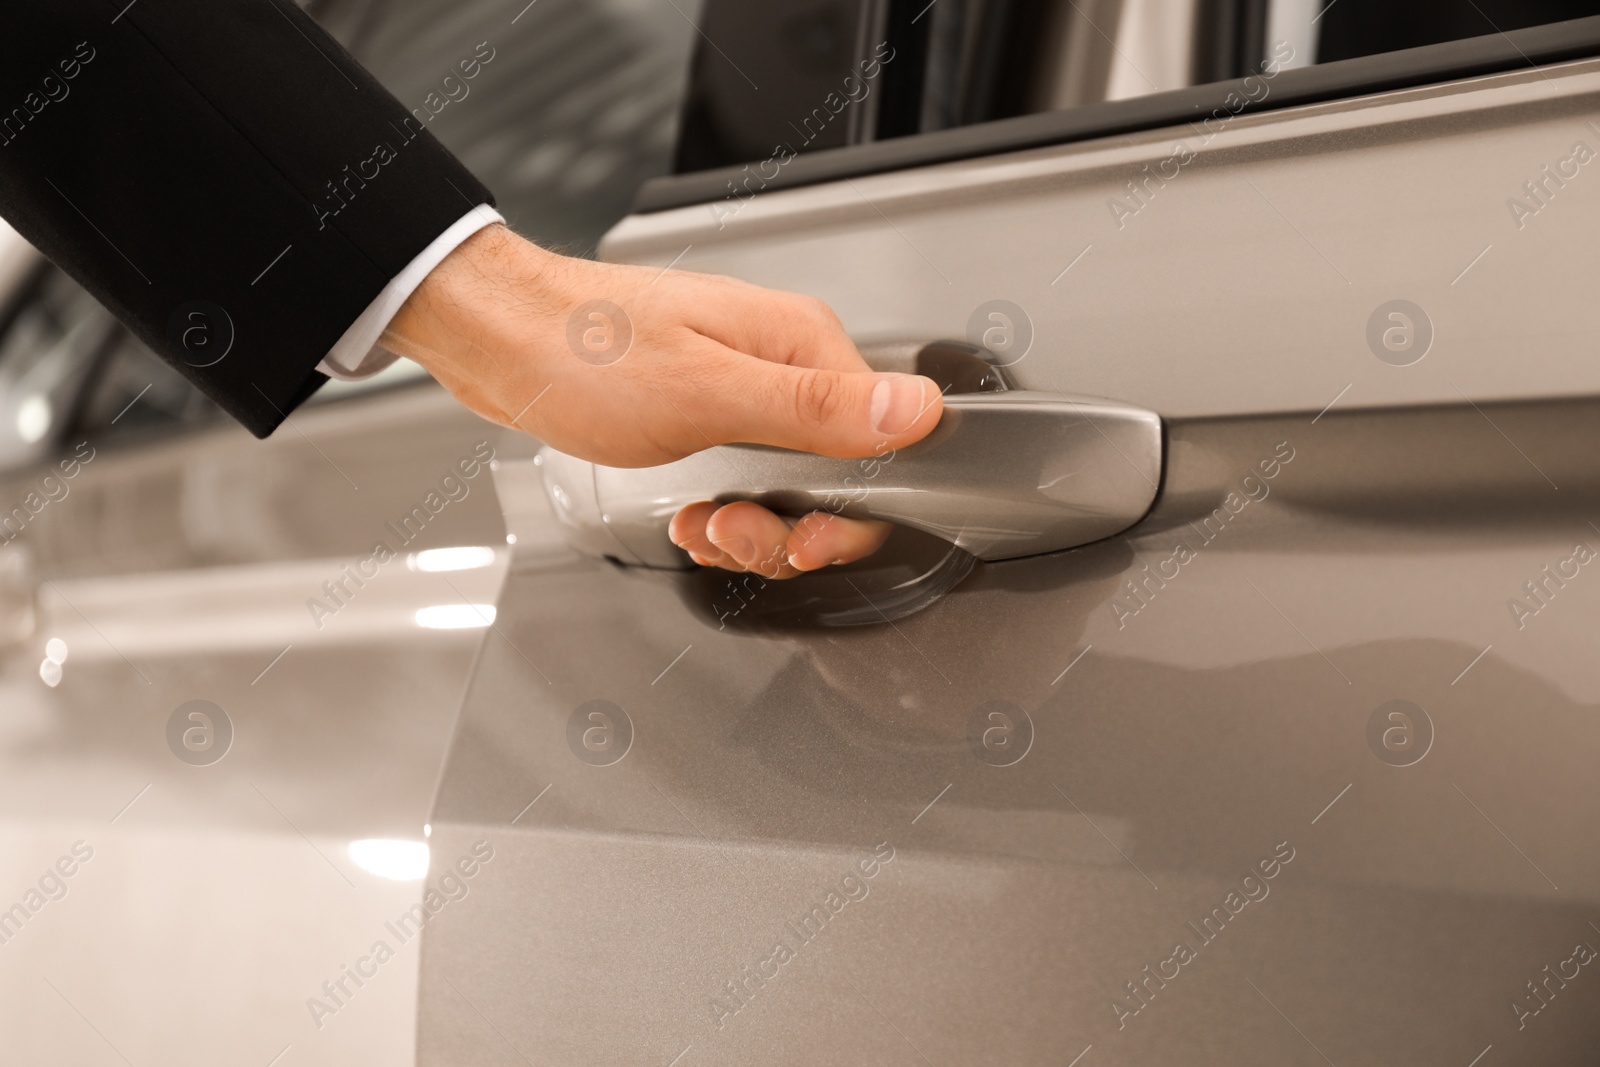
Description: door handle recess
xmin=535 ymin=392 xmax=1162 ymax=568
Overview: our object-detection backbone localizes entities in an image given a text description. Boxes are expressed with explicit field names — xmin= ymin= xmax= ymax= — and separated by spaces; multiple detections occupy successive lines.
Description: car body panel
xmin=0 ymin=0 xmax=709 ymax=1061
xmin=614 ymin=57 xmax=1600 ymax=418
xmin=416 ymin=53 xmax=1600 ymax=1065
xmin=0 ymin=383 xmax=511 ymax=1065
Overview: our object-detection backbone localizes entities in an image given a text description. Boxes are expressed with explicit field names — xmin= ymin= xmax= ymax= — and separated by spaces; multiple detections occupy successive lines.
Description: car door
xmin=0 ymin=211 xmax=517 ymax=1067
xmin=0 ymin=1 xmax=699 ymax=1064
xmin=418 ymin=2 xmax=1600 ymax=1064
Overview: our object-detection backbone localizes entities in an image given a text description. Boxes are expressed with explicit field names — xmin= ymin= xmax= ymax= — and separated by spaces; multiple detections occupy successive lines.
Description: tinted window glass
xmin=674 ymin=0 xmax=1210 ymax=173
xmin=1314 ymin=0 xmax=1600 ymax=65
xmin=673 ymin=0 xmax=1600 ymax=176
xmin=675 ymin=0 xmax=870 ymax=172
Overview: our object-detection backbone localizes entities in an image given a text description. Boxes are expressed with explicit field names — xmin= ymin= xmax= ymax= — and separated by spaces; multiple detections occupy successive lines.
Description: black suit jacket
xmin=0 ymin=0 xmax=493 ymax=437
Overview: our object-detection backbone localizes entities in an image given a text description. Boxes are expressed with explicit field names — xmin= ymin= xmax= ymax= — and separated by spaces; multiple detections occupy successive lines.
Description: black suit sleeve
xmin=0 ymin=0 xmax=495 ymax=437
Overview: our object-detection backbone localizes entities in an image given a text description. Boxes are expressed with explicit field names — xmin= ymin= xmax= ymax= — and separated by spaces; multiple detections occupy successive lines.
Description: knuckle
xmin=775 ymin=293 xmax=834 ymax=329
xmin=801 ymin=294 xmax=839 ymax=326
xmin=793 ymin=371 xmax=842 ymax=428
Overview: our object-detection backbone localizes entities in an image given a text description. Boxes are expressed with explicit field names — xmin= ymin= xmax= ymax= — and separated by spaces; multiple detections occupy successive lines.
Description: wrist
xmin=386 ymin=222 xmax=543 ymax=375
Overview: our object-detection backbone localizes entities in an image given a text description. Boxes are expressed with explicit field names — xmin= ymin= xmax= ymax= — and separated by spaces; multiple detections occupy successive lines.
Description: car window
xmin=672 ymin=0 xmax=1600 ymax=175
xmin=1302 ymin=0 xmax=1600 ymax=66
xmin=673 ymin=0 xmax=1135 ymax=172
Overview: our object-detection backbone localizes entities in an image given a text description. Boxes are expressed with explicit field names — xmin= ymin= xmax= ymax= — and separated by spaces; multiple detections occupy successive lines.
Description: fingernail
xmin=871 ymin=375 xmax=932 ymax=436
xmin=711 ymin=536 xmax=755 ymax=566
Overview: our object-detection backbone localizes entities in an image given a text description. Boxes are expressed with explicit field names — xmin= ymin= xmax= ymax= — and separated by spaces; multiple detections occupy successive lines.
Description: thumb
xmin=710 ymin=360 xmax=944 ymax=457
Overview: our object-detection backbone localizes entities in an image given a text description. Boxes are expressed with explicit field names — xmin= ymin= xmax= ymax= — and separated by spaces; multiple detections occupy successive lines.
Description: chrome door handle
xmin=534 ymin=392 xmax=1162 ymax=568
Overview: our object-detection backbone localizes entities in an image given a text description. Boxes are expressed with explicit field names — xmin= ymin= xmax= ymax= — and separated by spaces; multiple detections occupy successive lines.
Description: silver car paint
xmin=416 ymin=56 xmax=1600 ymax=1064
xmin=0 ymin=383 xmax=509 ymax=1064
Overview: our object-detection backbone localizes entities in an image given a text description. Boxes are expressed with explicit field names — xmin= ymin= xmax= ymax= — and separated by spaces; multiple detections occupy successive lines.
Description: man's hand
xmin=384 ymin=223 xmax=943 ymax=578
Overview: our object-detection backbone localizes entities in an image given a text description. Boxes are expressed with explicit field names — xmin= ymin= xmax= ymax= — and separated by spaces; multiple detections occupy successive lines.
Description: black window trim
xmin=635 ymin=13 xmax=1600 ymax=214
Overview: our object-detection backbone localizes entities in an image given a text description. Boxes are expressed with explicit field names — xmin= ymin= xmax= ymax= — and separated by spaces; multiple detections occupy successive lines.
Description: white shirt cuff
xmin=315 ymin=204 xmax=505 ymax=381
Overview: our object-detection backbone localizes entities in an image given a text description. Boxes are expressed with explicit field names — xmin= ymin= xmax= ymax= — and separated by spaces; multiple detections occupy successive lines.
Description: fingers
xmin=704 ymin=501 xmax=801 ymax=578
xmin=686 ymin=349 xmax=944 ymax=459
xmin=670 ymin=501 xmax=893 ymax=578
xmin=785 ymin=511 xmax=893 ymax=572
xmin=667 ymin=501 xmax=737 ymax=569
